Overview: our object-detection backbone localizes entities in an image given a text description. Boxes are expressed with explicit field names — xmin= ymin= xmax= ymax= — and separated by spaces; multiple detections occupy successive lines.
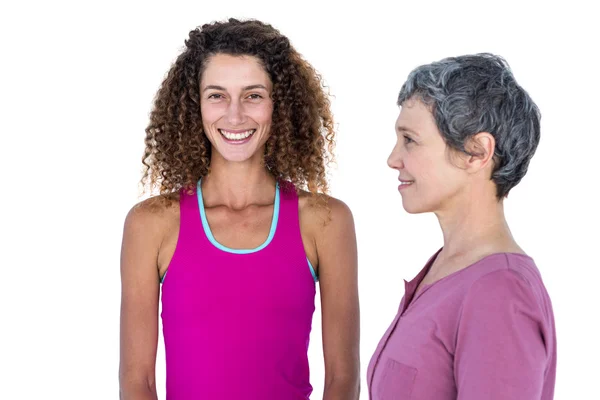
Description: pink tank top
xmin=161 ymin=180 xmax=317 ymax=399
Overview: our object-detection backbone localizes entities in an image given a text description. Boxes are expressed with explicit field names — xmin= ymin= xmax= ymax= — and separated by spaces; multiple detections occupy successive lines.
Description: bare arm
xmin=313 ymin=198 xmax=360 ymax=400
xmin=119 ymin=203 xmax=164 ymax=400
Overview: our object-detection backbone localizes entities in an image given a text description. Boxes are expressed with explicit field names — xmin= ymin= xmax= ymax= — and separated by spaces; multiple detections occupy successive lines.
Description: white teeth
xmin=400 ymin=181 xmax=414 ymax=185
xmin=219 ymin=129 xmax=255 ymax=140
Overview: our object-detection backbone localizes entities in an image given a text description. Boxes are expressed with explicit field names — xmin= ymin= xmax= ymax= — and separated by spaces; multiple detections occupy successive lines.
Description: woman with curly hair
xmin=368 ymin=54 xmax=556 ymax=399
xmin=119 ymin=19 xmax=359 ymax=400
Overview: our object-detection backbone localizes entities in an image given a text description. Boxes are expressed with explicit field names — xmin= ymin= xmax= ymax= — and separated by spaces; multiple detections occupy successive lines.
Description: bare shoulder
xmin=125 ymin=194 xmax=179 ymax=232
xmin=122 ymin=194 xmax=180 ymax=260
xmin=297 ymin=190 xmax=356 ymax=276
xmin=298 ymin=190 xmax=355 ymax=239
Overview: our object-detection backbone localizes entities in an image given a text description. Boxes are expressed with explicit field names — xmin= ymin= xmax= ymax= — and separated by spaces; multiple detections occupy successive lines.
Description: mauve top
xmin=367 ymin=251 xmax=556 ymax=400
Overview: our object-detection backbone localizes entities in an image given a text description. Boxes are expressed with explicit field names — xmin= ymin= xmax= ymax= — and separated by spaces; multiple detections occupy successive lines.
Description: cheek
xmin=412 ymin=155 xmax=453 ymax=189
xmin=404 ymin=153 xmax=430 ymax=178
xmin=426 ymin=158 xmax=466 ymax=194
xmin=250 ymin=103 xmax=273 ymax=125
xmin=200 ymin=103 xmax=224 ymax=126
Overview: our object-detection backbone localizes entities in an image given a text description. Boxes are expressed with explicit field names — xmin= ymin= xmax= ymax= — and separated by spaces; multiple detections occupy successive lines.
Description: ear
xmin=464 ymin=132 xmax=495 ymax=173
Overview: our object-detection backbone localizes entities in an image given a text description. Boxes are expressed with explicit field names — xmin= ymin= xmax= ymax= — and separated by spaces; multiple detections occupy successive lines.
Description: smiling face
xmin=200 ymin=53 xmax=274 ymax=163
xmin=387 ymin=98 xmax=469 ymax=214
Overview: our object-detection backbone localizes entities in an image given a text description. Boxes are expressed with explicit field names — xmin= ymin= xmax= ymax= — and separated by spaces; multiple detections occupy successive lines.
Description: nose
xmin=387 ymin=140 xmax=404 ymax=170
xmin=225 ymin=99 xmax=246 ymax=126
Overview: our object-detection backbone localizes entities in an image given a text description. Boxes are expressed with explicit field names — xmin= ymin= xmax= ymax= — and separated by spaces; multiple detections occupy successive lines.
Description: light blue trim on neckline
xmin=197 ymin=181 xmax=280 ymax=254
xmin=308 ymin=259 xmax=317 ymax=282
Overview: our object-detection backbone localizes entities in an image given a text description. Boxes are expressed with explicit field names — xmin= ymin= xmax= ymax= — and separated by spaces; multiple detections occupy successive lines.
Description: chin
xmin=222 ymin=153 xmax=252 ymax=163
xmin=214 ymin=145 xmax=257 ymax=163
xmin=401 ymin=198 xmax=431 ymax=214
xmin=402 ymin=205 xmax=427 ymax=214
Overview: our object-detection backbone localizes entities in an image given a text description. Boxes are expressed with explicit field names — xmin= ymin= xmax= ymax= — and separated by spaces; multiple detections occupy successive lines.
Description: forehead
xmin=201 ymin=54 xmax=272 ymax=88
xmin=396 ymin=98 xmax=436 ymax=132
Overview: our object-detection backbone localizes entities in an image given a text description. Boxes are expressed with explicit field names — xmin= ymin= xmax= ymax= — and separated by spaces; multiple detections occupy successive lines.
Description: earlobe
xmin=466 ymin=132 xmax=495 ymax=172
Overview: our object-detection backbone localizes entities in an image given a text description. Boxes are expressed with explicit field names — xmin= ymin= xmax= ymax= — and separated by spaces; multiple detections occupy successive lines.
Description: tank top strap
xmin=178 ymin=184 xmax=203 ymax=240
xmin=275 ymin=180 xmax=300 ymax=236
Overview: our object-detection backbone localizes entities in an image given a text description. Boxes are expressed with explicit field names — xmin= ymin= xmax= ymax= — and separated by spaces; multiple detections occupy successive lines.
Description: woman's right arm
xmin=119 ymin=204 xmax=163 ymax=400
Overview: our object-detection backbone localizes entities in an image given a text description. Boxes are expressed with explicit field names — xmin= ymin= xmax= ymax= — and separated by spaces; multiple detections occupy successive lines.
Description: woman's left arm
xmin=313 ymin=198 xmax=360 ymax=400
xmin=455 ymin=269 xmax=552 ymax=400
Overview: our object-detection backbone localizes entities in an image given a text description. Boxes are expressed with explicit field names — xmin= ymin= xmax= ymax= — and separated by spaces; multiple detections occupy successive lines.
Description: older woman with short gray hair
xmin=368 ymin=54 xmax=556 ymax=400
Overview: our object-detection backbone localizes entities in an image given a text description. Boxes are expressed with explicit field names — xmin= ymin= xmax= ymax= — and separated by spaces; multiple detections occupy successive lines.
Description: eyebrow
xmin=202 ymin=84 xmax=268 ymax=92
xmin=396 ymin=125 xmax=420 ymax=136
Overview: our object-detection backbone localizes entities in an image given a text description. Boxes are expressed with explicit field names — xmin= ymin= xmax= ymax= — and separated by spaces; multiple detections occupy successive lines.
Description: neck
xmin=434 ymin=184 xmax=522 ymax=260
xmin=201 ymin=150 xmax=276 ymax=209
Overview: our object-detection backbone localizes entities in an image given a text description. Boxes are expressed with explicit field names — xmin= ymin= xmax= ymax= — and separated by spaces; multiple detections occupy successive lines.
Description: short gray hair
xmin=397 ymin=53 xmax=540 ymax=198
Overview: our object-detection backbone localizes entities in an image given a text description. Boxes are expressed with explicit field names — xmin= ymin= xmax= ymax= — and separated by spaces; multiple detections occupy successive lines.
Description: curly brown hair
xmin=141 ymin=18 xmax=335 ymax=198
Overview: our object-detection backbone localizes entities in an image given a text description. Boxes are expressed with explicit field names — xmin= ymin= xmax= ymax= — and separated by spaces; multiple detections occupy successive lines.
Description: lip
xmin=397 ymin=179 xmax=414 ymax=191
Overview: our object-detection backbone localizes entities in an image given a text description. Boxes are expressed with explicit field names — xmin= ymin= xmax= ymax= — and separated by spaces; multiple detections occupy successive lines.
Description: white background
xmin=1 ymin=0 xmax=598 ymax=398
